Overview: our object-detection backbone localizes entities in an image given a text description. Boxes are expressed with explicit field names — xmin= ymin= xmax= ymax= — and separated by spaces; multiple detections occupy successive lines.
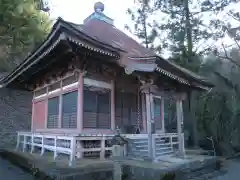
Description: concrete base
xmin=0 ymin=148 xmax=224 ymax=180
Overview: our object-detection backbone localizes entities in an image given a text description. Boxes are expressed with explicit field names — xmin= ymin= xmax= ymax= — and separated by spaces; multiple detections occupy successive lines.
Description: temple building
xmin=0 ymin=2 xmax=213 ymax=165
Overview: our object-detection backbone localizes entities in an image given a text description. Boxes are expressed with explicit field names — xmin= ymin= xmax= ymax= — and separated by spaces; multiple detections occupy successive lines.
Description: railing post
xmin=30 ymin=134 xmax=34 ymax=153
xmin=54 ymin=136 xmax=58 ymax=160
xmin=22 ymin=135 xmax=26 ymax=152
xmin=76 ymin=140 xmax=83 ymax=159
xmin=41 ymin=135 xmax=45 ymax=156
xmin=152 ymin=135 xmax=156 ymax=161
xmin=69 ymin=136 xmax=76 ymax=166
xmin=170 ymin=136 xmax=173 ymax=151
xmin=123 ymin=144 xmax=127 ymax=157
xmin=100 ymin=136 xmax=106 ymax=160
xmin=15 ymin=132 xmax=20 ymax=151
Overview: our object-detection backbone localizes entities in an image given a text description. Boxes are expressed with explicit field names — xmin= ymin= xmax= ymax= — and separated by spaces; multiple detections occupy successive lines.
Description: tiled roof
xmin=67 ymin=19 xmax=212 ymax=88
xmin=68 ymin=19 xmax=156 ymax=65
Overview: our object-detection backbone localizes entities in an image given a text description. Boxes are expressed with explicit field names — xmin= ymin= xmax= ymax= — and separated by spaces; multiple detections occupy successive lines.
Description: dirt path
xmin=0 ymin=157 xmax=34 ymax=180
xmin=211 ymin=159 xmax=240 ymax=180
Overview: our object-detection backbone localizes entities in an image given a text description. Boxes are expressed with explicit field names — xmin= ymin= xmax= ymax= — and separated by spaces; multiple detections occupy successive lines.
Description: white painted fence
xmin=16 ymin=132 xmax=114 ymax=166
xmin=16 ymin=132 xmax=183 ymax=166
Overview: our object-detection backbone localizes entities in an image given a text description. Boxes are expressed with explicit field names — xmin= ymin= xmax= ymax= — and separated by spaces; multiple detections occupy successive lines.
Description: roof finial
xmin=94 ymin=2 xmax=104 ymax=13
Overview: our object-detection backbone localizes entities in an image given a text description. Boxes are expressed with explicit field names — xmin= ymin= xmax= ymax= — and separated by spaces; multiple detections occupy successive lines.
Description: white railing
xmin=152 ymin=133 xmax=184 ymax=158
xmin=16 ymin=132 xmax=184 ymax=165
xmin=153 ymin=133 xmax=181 ymax=146
xmin=16 ymin=131 xmax=114 ymax=166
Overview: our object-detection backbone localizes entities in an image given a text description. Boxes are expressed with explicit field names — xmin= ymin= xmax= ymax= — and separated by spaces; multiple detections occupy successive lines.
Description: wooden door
xmin=152 ymin=96 xmax=164 ymax=133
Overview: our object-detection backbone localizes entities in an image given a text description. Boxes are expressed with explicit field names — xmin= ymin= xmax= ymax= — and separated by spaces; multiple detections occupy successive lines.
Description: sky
xmin=48 ymin=0 xmax=240 ymax=56
xmin=50 ymin=0 xmax=133 ymax=33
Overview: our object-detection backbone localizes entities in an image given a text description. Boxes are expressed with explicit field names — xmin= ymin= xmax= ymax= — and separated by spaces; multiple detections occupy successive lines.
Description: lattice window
xmin=164 ymin=98 xmax=177 ymax=133
xmin=62 ymin=91 xmax=78 ymax=128
xmin=47 ymin=97 xmax=59 ymax=128
xmin=115 ymin=91 xmax=140 ymax=132
xmin=35 ymin=87 xmax=47 ymax=97
xmin=83 ymin=86 xmax=111 ymax=129
xmin=154 ymin=97 xmax=162 ymax=130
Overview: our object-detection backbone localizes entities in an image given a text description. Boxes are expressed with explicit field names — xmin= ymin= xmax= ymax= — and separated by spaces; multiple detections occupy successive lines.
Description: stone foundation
xmin=0 ymin=88 xmax=32 ymax=148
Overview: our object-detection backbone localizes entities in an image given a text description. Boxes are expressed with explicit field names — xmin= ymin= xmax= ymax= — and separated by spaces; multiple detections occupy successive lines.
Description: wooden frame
xmin=150 ymin=95 xmax=165 ymax=134
xmin=32 ymin=73 xmax=115 ymax=133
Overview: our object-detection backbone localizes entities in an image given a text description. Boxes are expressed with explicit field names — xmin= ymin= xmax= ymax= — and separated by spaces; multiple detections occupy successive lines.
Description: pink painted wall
xmin=32 ymin=100 xmax=46 ymax=131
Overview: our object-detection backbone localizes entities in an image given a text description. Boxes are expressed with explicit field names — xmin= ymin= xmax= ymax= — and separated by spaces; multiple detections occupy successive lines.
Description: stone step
xmin=156 ymin=146 xmax=172 ymax=152
xmin=155 ymin=150 xmax=173 ymax=156
xmin=155 ymin=143 xmax=171 ymax=148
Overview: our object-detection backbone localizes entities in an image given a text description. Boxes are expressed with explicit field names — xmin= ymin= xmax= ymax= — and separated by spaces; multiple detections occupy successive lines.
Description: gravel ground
xmin=211 ymin=159 xmax=240 ymax=180
xmin=1 ymin=156 xmax=240 ymax=180
xmin=0 ymin=157 xmax=34 ymax=180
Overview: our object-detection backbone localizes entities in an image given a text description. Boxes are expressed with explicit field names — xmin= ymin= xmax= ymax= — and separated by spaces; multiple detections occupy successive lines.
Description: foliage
xmin=0 ymin=0 xmax=52 ymax=71
xmin=153 ymin=0 xmax=237 ymax=56
xmin=126 ymin=0 xmax=240 ymax=155
xmin=125 ymin=0 xmax=163 ymax=53
xmin=195 ymin=7 xmax=240 ymax=155
xmin=196 ymin=54 xmax=240 ymax=155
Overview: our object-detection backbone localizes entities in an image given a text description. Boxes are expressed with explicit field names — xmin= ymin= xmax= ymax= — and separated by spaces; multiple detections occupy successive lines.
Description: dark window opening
xmin=115 ymin=91 xmax=140 ymax=133
xmin=47 ymin=97 xmax=59 ymax=128
xmin=83 ymin=86 xmax=111 ymax=129
xmin=153 ymin=97 xmax=162 ymax=130
xmin=62 ymin=91 xmax=78 ymax=128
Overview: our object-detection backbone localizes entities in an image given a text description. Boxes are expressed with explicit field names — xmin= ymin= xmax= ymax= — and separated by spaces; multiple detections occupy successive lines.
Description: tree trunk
xmin=184 ymin=0 xmax=193 ymax=59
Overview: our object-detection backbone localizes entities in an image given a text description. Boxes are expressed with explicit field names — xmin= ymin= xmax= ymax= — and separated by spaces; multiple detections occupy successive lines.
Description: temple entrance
xmin=152 ymin=95 xmax=164 ymax=133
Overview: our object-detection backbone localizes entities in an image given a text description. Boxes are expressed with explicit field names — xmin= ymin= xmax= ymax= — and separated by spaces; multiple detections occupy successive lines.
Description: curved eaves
xmin=0 ymin=18 xmax=121 ymax=87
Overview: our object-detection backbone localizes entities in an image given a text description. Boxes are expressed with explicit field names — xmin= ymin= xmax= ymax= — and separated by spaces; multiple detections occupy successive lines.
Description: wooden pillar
xmin=111 ymin=80 xmax=115 ymax=130
xmin=176 ymin=99 xmax=185 ymax=156
xmin=15 ymin=133 xmax=20 ymax=150
xmin=30 ymin=134 xmax=34 ymax=153
xmin=69 ymin=136 xmax=76 ymax=166
xmin=58 ymin=96 xmax=63 ymax=128
xmin=54 ymin=136 xmax=58 ymax=160
xmin=77 ymin=73 xmax=84 ymax=132
xmin=145 ymin=92 xmax=153 ymax=159
xmin=114 ymin=162 xmax=122 ymax=180
xmin=58 ymin=80 xmax=63 ymax=128
xmin=141 ymin=93 xmax=147 ymax=133
xmin=44 ymin=87 xmax=49 ymax=128
xmin=100 ymin=136 xmax=106 ymax=159
xmin=22 ymin=135 xmax=26 ymax=152
xmin=161 ymin=99 xmax=165 ymax=133
xmin=31 ymin=100 xmax=35 ymax=132
xmin=41 ymin=135 xmax=45 ymax=155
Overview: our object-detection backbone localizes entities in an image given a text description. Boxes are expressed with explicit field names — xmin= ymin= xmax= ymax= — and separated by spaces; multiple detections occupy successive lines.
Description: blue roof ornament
xmin=84 ymin=2 xmax=114 ymax=25
xmin=94 ymin=2 xmax=105 ymax=13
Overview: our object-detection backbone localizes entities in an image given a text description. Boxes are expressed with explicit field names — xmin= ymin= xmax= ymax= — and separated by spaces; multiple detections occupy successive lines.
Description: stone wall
xmin=0 ymin=88 xmax=32 ymax=148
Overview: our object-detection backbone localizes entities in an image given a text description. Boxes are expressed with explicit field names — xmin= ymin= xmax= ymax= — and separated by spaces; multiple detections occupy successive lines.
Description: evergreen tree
xmin=125 ymin=0 xmax=163 ymax=53
xmin=0 ymin=0 xmax=52 ymax=71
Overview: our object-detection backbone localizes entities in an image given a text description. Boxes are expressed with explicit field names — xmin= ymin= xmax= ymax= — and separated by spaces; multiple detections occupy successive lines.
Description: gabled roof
xmin=0 ymin=3 xmax=213 ymax=90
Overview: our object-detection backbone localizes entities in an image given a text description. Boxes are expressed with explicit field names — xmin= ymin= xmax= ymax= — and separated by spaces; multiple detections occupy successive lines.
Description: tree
xmin=153 ymin=0 xmax=239 ymax=147
xmin=196 ymin=50 xmax=240 ymax=155
xmin=154 ymin=0 xmax=239 ymax=57
xmin=0 ymin=0 xmax=52 ymax=71
xmin=125 ymin=0 xmax=163 ymax=53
